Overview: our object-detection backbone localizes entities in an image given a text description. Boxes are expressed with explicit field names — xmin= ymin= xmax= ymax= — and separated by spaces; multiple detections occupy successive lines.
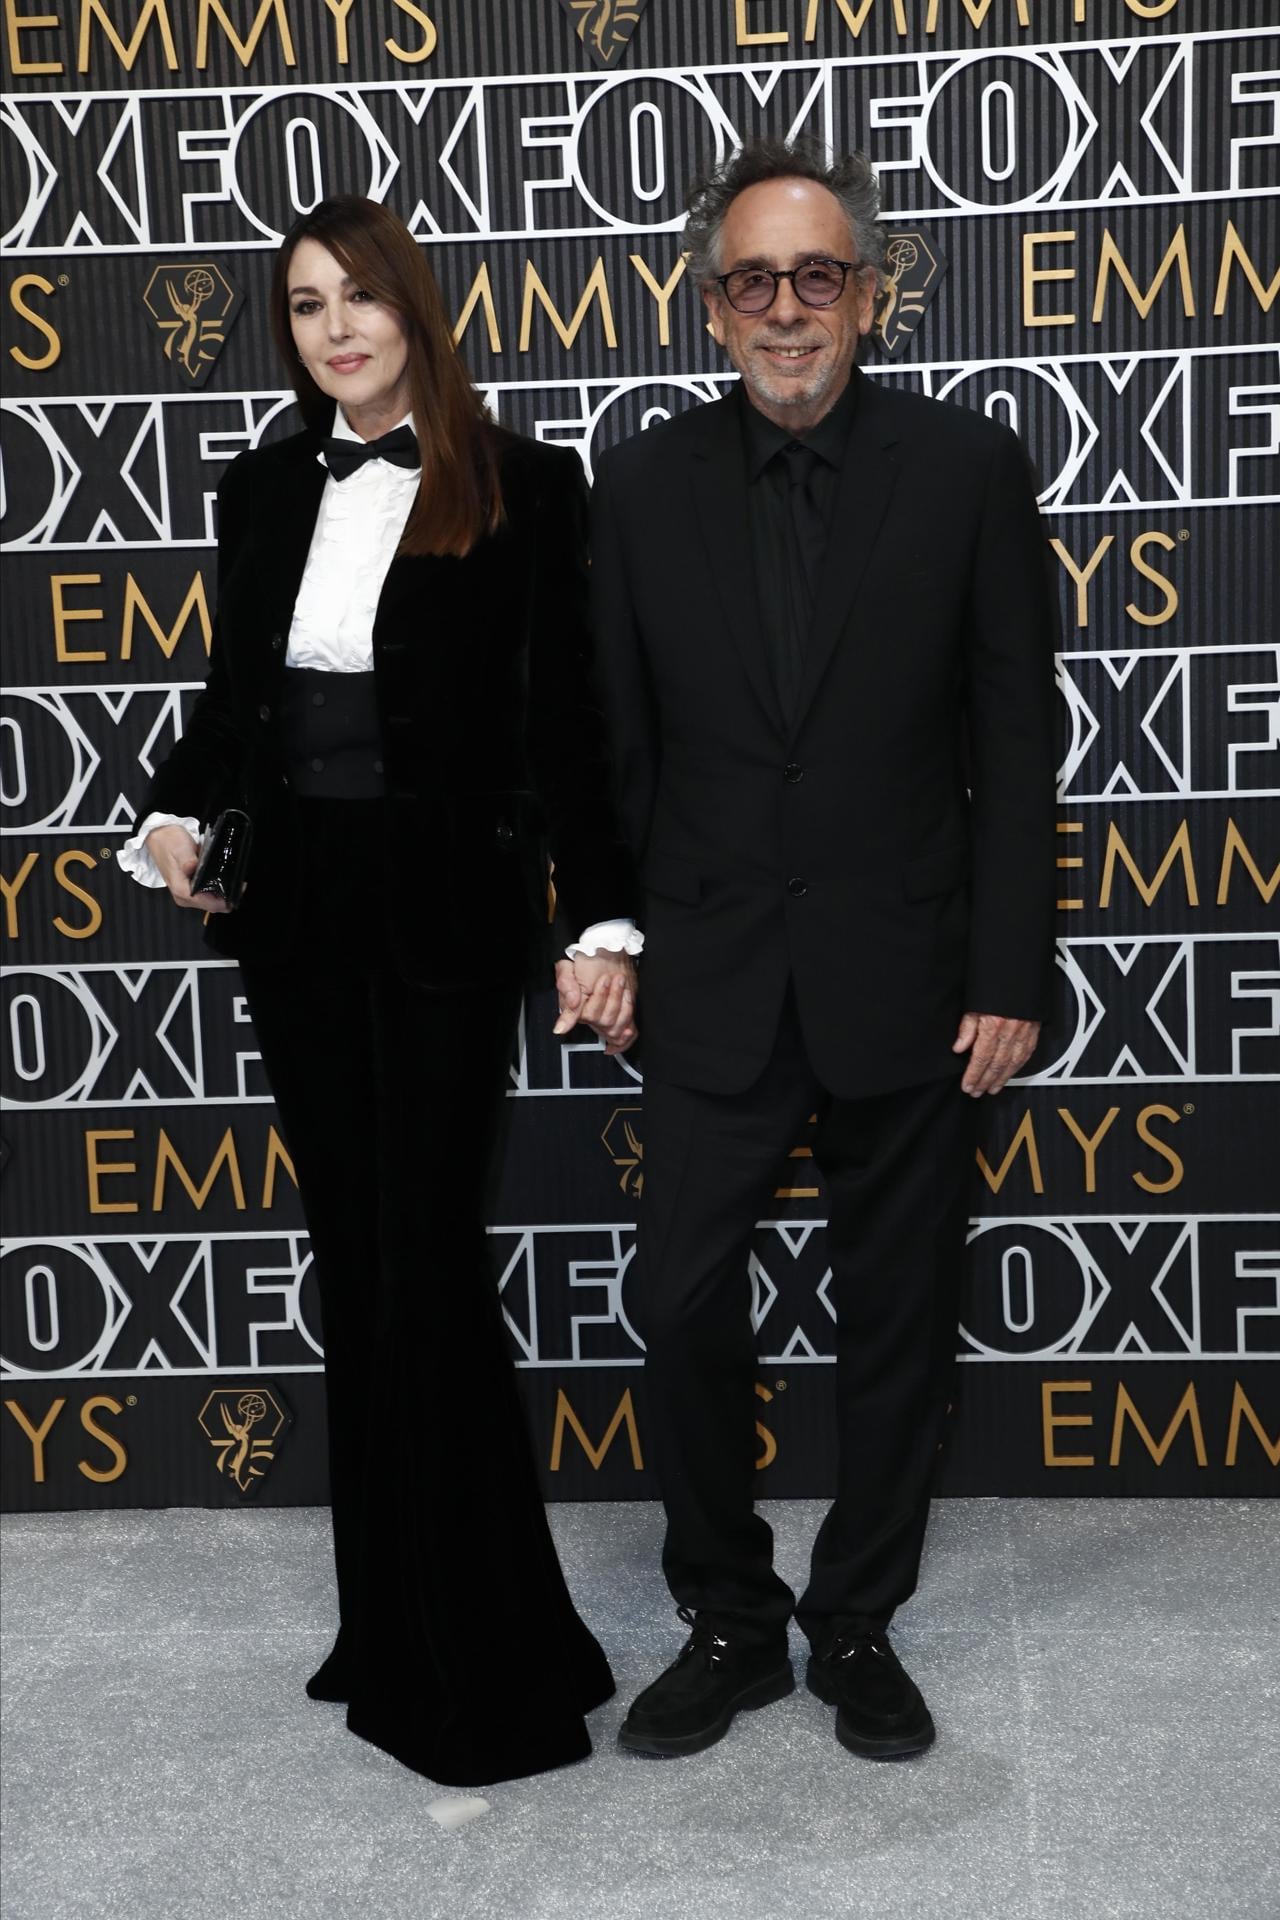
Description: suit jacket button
xmin=372 ymin=759 xmax=384 ymax=775
xmin=311 ymin=690 xmax=326 ymax=708
xmin=496 ymin=822 xmax=513 ymax=844
xmin=310 ymin=756 xmax=325 ymax=773
xmin=783 ymin=763 xmax=803 ymax=783
xmin=270 ymin=634 xmax=284 ymax=652
xmin=787 ymin=877 xmax=807 ymax=897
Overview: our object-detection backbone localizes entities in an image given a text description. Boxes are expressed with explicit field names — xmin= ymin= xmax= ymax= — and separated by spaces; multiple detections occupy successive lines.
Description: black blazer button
xmin=372 ymin=758 xmax=384 ymax=775
xmin=310 ymin=756 xmax=325 ymax=773
xmin=496 ymin=822 xmax=513 ymax=844
xmin=312 ymin=690 xmax=326 ymax=708
xmin=270 ymin=633 xmax=284 ymax=652
xmin=258 ymin=703 xmax=271 ymax=722
xmin=787 ymin=877 xmax=808 ymax=897
xmin=783 ymin=763 xmax=803 ymax=783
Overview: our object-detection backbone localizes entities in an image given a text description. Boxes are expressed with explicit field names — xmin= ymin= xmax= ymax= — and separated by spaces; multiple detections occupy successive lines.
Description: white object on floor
xmin=426 ymin=1796 xmax=491 ymax=1831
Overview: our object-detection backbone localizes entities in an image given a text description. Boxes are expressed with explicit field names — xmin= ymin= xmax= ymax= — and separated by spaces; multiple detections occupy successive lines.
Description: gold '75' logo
xmin=873 ymin=231 xmax=947 ymax=361
xmin=197 ymin=1387 xmax=290 ymax=1495
xmin=561 ymin=0 xmax=648 ymax=69
xmin=142 ymin=263 xmax=243 ymax=387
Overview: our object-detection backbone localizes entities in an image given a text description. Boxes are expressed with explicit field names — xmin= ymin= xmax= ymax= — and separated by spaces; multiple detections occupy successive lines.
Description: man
xmin=567 ymin=139 xmax=1058 ymax=1761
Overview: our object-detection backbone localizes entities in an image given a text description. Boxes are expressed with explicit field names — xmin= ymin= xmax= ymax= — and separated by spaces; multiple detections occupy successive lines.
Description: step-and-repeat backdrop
xmin=2 ymin=0 xmax=1276 ymax=1510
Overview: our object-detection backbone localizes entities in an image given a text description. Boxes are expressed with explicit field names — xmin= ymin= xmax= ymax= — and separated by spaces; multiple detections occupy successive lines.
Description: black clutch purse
xmin=190 ymin=808 xmax=253 ymax=908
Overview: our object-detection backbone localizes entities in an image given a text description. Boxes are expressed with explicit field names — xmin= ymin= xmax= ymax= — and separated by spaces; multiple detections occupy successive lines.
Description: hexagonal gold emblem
xmin=601 ymin=1105 xmax=644 ymax=1198
xmin=197 ymin=1386 xmax=290 ymax=1495
xmin=561 ymin=0 xmax=649 ymax=69
xmin=142 ymin=262 xmax=243 ymax=386
xmin=874 ymin=230 xmax=947 ymax=360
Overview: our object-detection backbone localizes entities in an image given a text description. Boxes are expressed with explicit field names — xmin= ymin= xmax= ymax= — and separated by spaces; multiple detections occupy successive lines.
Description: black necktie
xmin=321 ymin=422 xmax=419 ymax=481
xmin=775 ymin=441 xmax=824 ymax=723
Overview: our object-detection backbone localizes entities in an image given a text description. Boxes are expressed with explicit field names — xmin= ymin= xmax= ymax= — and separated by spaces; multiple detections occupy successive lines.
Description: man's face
xmin=702 ymin=177 xmax=877 ymax=432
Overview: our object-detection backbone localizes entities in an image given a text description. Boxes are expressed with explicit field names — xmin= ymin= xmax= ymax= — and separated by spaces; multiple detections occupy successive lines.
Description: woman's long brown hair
xmin=269 ymin=196 xmax=501 ymax=558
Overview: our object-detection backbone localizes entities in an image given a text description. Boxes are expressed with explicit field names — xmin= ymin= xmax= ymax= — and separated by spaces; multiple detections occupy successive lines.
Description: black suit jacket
xmin=145 ymin=424 xmax=637 ymax=987
xmin=591 ymin=372 xmax=1059 ymax=1098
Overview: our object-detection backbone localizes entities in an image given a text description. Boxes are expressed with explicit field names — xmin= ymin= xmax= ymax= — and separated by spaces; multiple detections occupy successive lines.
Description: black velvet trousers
xmin=238 ymin=801 xmax=612 ymax=1787
xmin=635 ymin=988 xmax=976 ymax=1648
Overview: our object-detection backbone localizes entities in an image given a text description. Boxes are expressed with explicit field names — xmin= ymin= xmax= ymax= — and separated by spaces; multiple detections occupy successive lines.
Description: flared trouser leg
xmin=240 ymin=957 xmax=612 ymax=1786
xmin=238 ymin=961 xmax=380 ymax=1666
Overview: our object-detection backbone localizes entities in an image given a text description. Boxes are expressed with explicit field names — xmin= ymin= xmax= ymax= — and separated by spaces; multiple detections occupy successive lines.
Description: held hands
xmin=952 ymin=1012 xmax=1041 ymax=1096
xmin=554 ymin=952 xmax=638 ymax=1056
xmin=144 ymin=824 xmax=229 ymax=915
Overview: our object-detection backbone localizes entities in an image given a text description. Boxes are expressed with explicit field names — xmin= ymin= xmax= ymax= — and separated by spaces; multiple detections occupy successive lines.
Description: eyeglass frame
xmin=711 ymin=258 xmax=870 ymax=314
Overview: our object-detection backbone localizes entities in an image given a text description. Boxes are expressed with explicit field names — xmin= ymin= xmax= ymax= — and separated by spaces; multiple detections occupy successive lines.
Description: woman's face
xmin=287 ymin=236 xmax=410 ymax=426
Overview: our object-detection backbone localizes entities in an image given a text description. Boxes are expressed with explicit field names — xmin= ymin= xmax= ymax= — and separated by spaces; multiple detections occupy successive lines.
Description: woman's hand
xmin=145 ymin=824 xmax=229 ymax=914
xmin=554 ymin=953 xmax=638 ymax=1055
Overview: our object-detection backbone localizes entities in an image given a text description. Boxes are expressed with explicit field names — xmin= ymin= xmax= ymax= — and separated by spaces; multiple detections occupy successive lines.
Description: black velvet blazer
xmin=144 ymin=423 xmax=638 ymax=988
xmin=591 ymin=372 xmax=1060 ymax=1099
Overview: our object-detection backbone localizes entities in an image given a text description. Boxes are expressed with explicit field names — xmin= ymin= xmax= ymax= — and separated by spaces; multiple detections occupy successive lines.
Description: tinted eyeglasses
xmin=714 ymin=259 xmax=862 ymax=314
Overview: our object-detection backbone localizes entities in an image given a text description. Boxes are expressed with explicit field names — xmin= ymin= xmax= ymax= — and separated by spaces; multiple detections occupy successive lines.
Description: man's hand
xmin=554 ymin=952 xmax=638 ymax=1056
xmin=144 ymin=824 xmax=229 ymax=914
xmin=952 ymin=1012 xmax=1040 ymax=1096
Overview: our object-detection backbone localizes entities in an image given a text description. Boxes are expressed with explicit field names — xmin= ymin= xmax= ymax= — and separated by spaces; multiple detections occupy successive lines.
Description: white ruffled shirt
xmin=118 ymin=408 xmax=640 ymax=960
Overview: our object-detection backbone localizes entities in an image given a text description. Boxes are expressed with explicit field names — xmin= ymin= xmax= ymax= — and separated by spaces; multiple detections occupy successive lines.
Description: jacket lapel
xmin=690 ymin=389 xmax=785 ymax=734
xmin=790 ymin=370 xmax=900 ymax=739
xmin=373 ymin=547 xmax=444 ymax=637
xmin=264 ymin=431 xmax=328 ymax=630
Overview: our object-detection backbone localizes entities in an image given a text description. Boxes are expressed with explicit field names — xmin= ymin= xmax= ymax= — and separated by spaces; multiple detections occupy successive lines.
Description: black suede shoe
xmin=806 ymin=1629 xmax=935 ymax=1759
xmin=618 ymin=1609 xmax=794 ymax=1757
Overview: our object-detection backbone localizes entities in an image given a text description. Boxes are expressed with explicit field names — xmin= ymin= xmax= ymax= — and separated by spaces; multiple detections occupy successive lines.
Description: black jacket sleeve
xmin=525 ymin=445 xmax=639 ymax=937
xmin=142 ymin=452 xmax=254 ymax=824
xmin=587 ymin=450 xmax=660 ymax=863
xmin=962 ymin=424 xmax=1060 ymax=1019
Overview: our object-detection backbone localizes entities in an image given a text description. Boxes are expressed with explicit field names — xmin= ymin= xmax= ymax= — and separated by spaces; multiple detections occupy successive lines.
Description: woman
xmin=120 ymin=196 xmax=640 ymax=1786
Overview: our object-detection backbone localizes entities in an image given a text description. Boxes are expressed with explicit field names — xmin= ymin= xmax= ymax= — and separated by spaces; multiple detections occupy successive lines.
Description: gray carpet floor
xmin=1 ymin=1499 xmax=1276 ymax=1920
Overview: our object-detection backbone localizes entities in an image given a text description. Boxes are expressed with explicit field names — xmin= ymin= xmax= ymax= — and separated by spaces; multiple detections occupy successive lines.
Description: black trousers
xmin=634 ymin=989 xmax=975 ymax=1647
xmin=238 ymin=803 xmax=611 ymax=1786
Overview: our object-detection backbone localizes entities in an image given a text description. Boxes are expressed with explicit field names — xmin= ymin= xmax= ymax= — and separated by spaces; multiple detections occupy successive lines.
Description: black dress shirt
xmin=741 ymin=375 xmax=859 ymax=727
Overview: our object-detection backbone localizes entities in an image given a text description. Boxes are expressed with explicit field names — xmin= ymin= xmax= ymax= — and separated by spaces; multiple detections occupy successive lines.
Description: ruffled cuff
xmin=117 ymin=812 xmax=201 ymax=888
xmin=565 ymin=918 xmax=644 ymax=959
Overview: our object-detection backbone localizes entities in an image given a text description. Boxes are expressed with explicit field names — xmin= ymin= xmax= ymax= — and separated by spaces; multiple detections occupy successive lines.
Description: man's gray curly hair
xmin=683 ymin=138 xmax=885 ymax=290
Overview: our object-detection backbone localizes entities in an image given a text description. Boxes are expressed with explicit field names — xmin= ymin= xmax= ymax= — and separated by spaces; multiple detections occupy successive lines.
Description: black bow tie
xmin=322 ymin=422 xmax=419 ymax=481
